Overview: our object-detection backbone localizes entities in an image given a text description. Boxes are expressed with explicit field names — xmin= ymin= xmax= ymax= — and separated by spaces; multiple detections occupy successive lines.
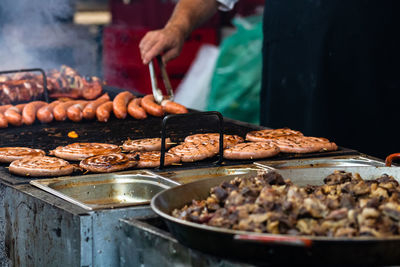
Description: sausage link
xmin=0 ymin=105 xmax=12 ymax=113
xmin=67 ymin=101 xmax=88 ymax=122
xmin=0 ymin=113 xmax=8 ymax=128
xmin=53 ymin=101 xmax=80 ymax=121
xmin=127 ymin=98 xmax=147 ymax=120
xmin=22 ymin=101 xmax=47 ymax=125
xmin=82 ymin=93 xmax=110 ymax=120
xmin=141 ymin=95 xmax=163 ymax=117
xmin=15 ymin=104 xmax=27 ymax=111
xmin=36 ymin=101 xmax=60 ymax=123
xmin=0 ymin=105 xmax=12 ymax=128
xmin=113 ymin=91 xmax=134 ymax=119
xmin=4 ymin=107 xmax=22 ymax=126
xmin=161 ymin=100 xmax=188 ymax=114
xmin=96 ymin=101 xmax=113 ymax=122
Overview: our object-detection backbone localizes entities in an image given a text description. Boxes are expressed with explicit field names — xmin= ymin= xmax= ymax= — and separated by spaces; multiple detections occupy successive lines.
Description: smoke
xmin=0 ymin=0 xmax=97 ymax=74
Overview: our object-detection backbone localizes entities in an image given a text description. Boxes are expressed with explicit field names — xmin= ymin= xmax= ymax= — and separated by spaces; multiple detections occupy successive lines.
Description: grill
xmin=0 ymin=98 xmax=358 ymax=185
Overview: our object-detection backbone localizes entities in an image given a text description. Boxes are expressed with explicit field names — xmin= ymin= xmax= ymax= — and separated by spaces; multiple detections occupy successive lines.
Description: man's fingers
xmin=139 ymin=31 xmax=158 ymax=50
xmin=162 ymin=48 xmax=180 ymax=64
xmin=143 ymin=41 xmax=167 ymax=65
xmin=139 ymin=34 xmax=159 ymax=61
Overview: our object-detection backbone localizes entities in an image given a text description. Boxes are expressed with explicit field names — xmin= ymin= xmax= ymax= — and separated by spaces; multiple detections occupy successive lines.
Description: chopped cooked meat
xmin=172 ymin=170 xmax=400 ymax=237
xmin=324 ymin=170 xmax=352 ymax=185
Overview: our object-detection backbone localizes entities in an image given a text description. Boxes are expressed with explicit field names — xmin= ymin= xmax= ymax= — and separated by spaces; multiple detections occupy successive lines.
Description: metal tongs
xmin=148 ymin=55 xmax=174 ymax=104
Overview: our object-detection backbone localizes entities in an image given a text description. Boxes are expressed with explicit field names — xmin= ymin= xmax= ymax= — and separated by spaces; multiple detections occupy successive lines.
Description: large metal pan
xmin=151 ymin=166 xmax=400 ymax=265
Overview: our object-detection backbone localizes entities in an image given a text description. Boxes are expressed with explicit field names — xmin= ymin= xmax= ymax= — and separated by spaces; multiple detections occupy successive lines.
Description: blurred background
xmin=0 ymin=0 xmax=264 ymax=122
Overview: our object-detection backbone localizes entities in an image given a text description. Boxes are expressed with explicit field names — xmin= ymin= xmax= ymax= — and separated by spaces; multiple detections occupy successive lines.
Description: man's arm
xmin=139 ymin=0 xmax=219 ymax=64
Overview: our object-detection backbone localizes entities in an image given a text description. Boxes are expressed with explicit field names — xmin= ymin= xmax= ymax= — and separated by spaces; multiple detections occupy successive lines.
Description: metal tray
xmin=157 ymin=164 xmax=263 ymax=184
xmin=152 ymin=165 xmax=400 ymax=265
xmin=255 ymin=155 xmax=385 ymax=170
xmin=30 ymin=170 xmax=179 ymax=210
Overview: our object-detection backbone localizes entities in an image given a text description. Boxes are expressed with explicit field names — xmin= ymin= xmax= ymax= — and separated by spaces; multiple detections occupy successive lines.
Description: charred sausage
xmin=4 ymin=104 xmax=25 ymax=126
xmin=67 ymin=101 xmax=88 ymax=122
xmin=22 ymin=101 xmax=47 ymax=125
xmin=141 ymin=95 xmax=163 ymax=117
xmin=0 ymin=113 xmax=7 ymax=128
xmin=82 ymin=93 xmax=110 ymax=120
xmin=127 ymin=98 xmax=147 ymax=120
xmin=0 ymin=105 xmax=12 ymax=128
xmin=96 ymin=101 xmax=113 ymax=122
xmin=36 ymin=101 xmax=60 ymax=123
xmin=53 ymin=101 xmax=79 ymax=121
xmin=0 ymin=105 xmax=12 ymax=113
xmin=113 ymin=91 xmax=134 ymax=119
xmin=161 ymin=100 xmax=188 ymax=114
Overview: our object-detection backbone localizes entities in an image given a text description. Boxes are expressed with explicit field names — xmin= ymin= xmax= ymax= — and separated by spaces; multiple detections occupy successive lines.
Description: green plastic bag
xmin=207 ymin=16 xmax=263 ymax=124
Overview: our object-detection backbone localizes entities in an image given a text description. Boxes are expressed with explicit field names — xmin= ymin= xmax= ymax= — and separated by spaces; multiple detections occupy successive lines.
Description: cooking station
xmin=0 ymin=110 xmax=394 ymax=266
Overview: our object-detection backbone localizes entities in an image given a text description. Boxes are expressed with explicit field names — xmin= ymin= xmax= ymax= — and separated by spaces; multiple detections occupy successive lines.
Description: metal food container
xmin=30 ymin=170 xmax=179 ymax=210
xmin=255 ymin=155 xmax=385 ymax=169
xmin=157 ymin=164 xmax=262 ymax=184
xmin=151 ymin=165 xmax=400 ymax=265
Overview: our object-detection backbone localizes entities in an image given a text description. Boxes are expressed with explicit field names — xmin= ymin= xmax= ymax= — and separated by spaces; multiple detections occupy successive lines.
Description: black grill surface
xmin=0 ymin=112 xmax=358 ymax=184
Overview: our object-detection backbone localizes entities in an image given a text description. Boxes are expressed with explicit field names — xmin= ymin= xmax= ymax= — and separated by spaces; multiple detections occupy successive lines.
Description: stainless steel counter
xmin=0 ymin=154 xmax=388 ymax=266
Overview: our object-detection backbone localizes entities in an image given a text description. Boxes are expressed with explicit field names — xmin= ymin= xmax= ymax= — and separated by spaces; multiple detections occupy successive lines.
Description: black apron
xmin=261 ymin=0 xmax=400 ymax=159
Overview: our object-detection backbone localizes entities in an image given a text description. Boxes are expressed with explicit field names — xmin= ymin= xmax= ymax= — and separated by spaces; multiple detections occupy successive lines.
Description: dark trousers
xmin=260 ymin=0 xmax=400 ymax=159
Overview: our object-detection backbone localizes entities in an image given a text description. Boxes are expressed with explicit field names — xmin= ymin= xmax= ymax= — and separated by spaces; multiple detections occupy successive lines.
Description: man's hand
xmin=139 ymin=26 xmax=185 ymax=65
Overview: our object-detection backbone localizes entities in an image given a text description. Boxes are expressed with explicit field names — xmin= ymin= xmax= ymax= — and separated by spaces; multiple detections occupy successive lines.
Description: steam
xmin=0 ymin=0 xmax=96 ymax=74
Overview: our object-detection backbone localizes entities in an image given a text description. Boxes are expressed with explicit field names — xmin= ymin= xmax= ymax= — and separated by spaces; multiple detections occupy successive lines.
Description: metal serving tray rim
xmin=255 ymin=155 xmax=385 ymax=169
xmin=152 ymin=166 xmax=400 ymax=241
xmin=30 ymin=170 xmax=180 ymax=211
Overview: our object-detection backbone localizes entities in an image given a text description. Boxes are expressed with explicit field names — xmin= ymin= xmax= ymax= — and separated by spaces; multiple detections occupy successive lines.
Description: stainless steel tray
xmin=151 ymin=165 xmax=400 ymax=265
xmin=30 ymin=170 xmax=179 ymax=210
xmin=255 ymin=155 xmax=385 ymax=170
xmin=157 ymin=164 xmax=263 ymax=184
xmin=272 ymin=166 xmax=400 ymax=186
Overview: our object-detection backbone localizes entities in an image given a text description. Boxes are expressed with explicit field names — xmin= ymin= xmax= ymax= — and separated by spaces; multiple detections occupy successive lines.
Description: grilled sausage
xmin=53 ymin=101 xmax=79 ymax=121
xmin=141 ymin=95 xmax=163 ymax=117
xmin=82 ymin=93 xmax=110 ymax=120
xmin=22 ymin=101 xmax=47 ymax=125
xmin=67 ymin=101 xmax=88 ymax=122
xmin=113 ymin=91 xmax=134 ymax=119
xmin=4 ymin=104 xmax=25 ymax=126
xmin=82 ymin=77 xmax=103 ymax=100
xmin=161 ymin=100 xmax=188 ymax=114
xmin=0 ymin=113 xmax=7 ymax=128
xmin=0 ymin=105 xmax=12 ymax=113
xmin=127 ymin=98 xmax=147 ymax=120
xmin=0 ymin=105 xmax=12 ymax=128
xmin=96 ymin=101 xmax=113 ymax=122
xmin=36 ymin=101 xmax=60 ymax=123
